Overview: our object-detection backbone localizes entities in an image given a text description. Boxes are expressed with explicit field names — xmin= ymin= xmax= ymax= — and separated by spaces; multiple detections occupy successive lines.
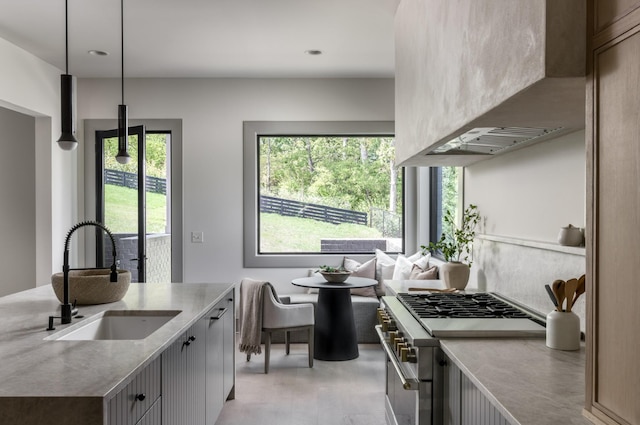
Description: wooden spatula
xmin=564 ymin=278 xmax=579 ymax=312
xmin=551 ymin=279 xmax=565 ymax=312
xmin=573 ymin=274 xmax=586 ymax=306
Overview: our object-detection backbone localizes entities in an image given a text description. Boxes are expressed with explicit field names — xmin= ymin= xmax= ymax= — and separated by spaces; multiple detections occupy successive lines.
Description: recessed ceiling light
xmin=304 ymin=49 xmax=322 ymax=56
xmin=88 ymin=50 xmax=109 ymax=56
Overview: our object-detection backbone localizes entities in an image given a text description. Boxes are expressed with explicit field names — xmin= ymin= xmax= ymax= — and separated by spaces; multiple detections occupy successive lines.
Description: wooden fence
xmin=260 ymin=195 xmax=367 ymax=226
xmin=105 ymin=169 xmax=167 ymax=195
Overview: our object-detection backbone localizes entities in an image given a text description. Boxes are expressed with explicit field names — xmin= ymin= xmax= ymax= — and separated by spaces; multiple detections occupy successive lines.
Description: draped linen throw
xmin=238 ymin=278 xmax=274 ymax=356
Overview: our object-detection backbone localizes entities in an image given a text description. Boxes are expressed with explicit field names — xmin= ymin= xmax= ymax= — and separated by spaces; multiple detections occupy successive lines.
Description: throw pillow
xmin=392 ymin=254 xmax=412 ymax=280
xmin=343 ymin=257 xmax=378 ymax=297
xmin=374 ymin=249 xmax=396 ymax=296
xmin=409 ymin=264 xmax=439 ymax=280
xmin=392 ymin=251 xmax=432 ymax=280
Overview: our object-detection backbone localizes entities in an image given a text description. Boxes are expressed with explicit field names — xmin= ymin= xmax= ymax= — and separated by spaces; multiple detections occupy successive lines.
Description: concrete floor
xmin=215 ymin=343 xmax=387 ymax=425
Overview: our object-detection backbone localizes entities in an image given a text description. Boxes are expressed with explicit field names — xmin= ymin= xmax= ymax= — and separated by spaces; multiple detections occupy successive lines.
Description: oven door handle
xmin=375 ymin=325 xmax=420 ymax=391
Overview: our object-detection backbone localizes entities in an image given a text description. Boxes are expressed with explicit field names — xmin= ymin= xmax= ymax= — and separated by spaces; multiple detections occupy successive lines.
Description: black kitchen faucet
xmin=47 ymin=221 xmax=119 ymax=329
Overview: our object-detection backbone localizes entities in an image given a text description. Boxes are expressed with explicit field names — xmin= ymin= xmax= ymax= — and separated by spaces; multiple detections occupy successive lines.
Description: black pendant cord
xmin=120 ymin=0 xmax=124 ymax=105
xmin=65 ymin=0 xmax=69 ymax=74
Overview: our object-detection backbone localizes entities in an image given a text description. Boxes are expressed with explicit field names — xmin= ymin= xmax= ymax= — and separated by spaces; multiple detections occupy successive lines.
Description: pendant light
xmin=115 ymin=0 xmax=131 ymax=164
xmin=56 ymin=0 xmax=78 ymax=151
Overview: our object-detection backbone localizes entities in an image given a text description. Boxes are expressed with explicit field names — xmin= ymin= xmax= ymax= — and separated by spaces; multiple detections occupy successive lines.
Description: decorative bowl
xmin=51 ymin=269 xmax=131 ymax=305
xmin=319 ymin=270 xmax=352 ymax=283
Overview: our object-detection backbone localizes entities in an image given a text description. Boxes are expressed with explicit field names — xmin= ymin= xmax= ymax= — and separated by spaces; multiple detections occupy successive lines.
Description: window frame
xmin=428 ymin=165 xmax=463 ymax=261
xmin=243 ymin=121 xmax=415 ymax=268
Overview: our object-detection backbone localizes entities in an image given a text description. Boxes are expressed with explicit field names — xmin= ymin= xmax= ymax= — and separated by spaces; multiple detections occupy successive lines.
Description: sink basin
xmin=49 ymin=310 xmax=181 ymax=340
xmin=51 ymin=269 xmax=131 ymax=305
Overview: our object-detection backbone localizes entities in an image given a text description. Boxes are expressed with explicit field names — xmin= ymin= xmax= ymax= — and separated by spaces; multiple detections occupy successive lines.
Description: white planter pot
xmin=440 ymin=261 xmax=470 ymax=290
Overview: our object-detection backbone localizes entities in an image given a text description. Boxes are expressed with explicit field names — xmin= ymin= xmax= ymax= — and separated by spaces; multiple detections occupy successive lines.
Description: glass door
xmin=95 ymin=127 xmax=172 ymax=283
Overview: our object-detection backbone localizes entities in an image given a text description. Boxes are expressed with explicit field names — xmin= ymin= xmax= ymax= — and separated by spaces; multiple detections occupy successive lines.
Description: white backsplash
xmin=467 ymin=236 xmax=586 ymax=332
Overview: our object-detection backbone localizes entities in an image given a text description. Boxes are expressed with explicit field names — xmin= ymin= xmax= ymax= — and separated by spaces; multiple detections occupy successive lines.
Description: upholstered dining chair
xmin=239 ymin=278 xmax=314 ymax=373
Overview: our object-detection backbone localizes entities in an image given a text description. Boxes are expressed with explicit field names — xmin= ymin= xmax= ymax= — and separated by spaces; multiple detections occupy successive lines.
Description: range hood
xmin=432 ymin=126 xmax=565 ymax=155
xmin=424 ymin=126 xmax=571 ymax=166
xmin=394 ymin=0 xmax=586 ymax=167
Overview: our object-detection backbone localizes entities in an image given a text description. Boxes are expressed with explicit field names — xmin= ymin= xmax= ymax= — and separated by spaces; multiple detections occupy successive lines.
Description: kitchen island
xmin=0 ymin=282 xmax=236 ymax=425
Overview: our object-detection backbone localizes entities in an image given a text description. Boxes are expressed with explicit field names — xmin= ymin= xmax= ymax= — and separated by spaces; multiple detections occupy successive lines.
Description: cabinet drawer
xmin=135 ymin=397 xmax=161 ymax=425
xmin=108 ymin=356 xmax=162 ymax=425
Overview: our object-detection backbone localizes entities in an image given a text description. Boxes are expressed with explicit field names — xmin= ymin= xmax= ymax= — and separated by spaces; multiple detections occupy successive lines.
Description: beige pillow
xmin=409 ymin=264 xmax=439 ymax=280
xmin=343 ymin=257 xmax=378 ymax=297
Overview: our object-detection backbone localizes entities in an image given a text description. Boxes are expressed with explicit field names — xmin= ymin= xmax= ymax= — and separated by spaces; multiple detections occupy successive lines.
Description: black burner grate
xmin=397 ymin=292 xmax=534 ymax=319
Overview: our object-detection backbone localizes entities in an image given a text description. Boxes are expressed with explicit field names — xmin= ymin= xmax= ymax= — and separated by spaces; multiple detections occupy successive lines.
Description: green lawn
xmin=260 ymin=212 xmax=382 ymax=252
xmin=105 ymin=185 xmax=167 ymax=233
xmin=104 ymin=186 xmax=379 ymax=249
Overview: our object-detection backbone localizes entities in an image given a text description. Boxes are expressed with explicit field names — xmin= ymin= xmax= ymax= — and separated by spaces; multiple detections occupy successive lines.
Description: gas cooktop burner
xmin=398 ymin=292 xmax=534 ymax=319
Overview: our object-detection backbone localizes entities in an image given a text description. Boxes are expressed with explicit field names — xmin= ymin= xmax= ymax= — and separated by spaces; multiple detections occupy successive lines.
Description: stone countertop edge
xmin=0 ymin=282 xmax=236 ymax=400
xmin=439 ymin=338 xmax=591 ymax=425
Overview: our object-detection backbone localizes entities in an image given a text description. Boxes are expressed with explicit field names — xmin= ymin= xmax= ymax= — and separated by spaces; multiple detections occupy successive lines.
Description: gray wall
xmin=0 ymin=107 xmax=36 ymax=296
xmin=465 ymin=130 xmax=586 ymax=326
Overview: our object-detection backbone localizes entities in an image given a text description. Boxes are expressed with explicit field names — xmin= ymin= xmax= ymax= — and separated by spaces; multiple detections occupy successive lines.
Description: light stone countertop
xmin=440 ymin=338 xmax=590 ymax=425
xmin=0 ymin=282 xmax=235 ymax=399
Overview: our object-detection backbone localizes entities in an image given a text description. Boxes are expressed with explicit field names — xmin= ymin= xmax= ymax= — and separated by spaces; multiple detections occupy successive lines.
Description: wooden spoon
xmin=551 ymin=279 xmax=565 ymax=312
xmin=573 ymin=274 xmax=586 ymax=305
xmin=564 ymin=278 xmax=579 ymax=312
xmin=408 ymin=287 xmax=457 ymax=293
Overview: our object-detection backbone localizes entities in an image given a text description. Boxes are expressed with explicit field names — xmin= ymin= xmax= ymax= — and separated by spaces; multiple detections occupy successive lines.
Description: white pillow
xmin=375 ymin=249 xmax=396 ymax=280
xmin=392 ymin=251 xmax=432 ymax=280
xmin=406 ymin=250 xmax=423 ymax=262
xmin=392 ymin=255 xmax=412 ymax=280
xmin=414 ymin=252 xmax=431 ymax=270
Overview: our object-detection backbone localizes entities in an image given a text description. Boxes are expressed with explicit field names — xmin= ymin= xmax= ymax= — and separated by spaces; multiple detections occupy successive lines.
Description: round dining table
xmin=291 ymin=275 xmax=378 ymax=361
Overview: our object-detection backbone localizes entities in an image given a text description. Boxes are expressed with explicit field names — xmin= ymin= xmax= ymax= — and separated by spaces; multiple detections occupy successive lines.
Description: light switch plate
xmin=191 ymin=231 xmax=204 ymax=243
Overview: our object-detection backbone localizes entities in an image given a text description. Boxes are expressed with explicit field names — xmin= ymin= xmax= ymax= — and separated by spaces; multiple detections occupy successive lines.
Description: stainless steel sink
xmin=47 ymin=310 xmax=181 ymax=340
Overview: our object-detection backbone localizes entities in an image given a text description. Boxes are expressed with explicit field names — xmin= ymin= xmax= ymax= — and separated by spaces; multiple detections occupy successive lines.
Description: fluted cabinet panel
xmin=460 ymin=373 xmax=508 ymax=425
xmin=162 ymin=320 xmax=206 ymax=425
xmin=444 ymin=359 xmax=461 ymax=425
xmin=108 ymin=357 xmax=161 ymax=425
xmin=135 ymin=399 xmax=161 ymax=425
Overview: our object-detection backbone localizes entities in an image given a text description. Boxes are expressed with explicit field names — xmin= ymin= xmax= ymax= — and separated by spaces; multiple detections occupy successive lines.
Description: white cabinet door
xmin=162 ymin=321 xmax=206 ymax=425
xmin=107 ymin=356 xmax=161 ymax=425
xmin=443 ymin=354 xmax=509 ymax=425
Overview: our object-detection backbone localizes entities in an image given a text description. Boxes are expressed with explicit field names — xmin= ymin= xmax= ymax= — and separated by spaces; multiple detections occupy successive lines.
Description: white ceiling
xmin=0 ymin=0 xmax=398 ymax=78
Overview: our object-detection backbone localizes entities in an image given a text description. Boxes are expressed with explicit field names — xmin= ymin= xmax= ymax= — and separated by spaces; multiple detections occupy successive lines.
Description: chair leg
xmin=308 ymin=326 xmax=314 ymax=368
xmin=285 ymin=330 xmax=290 ymax=355
xmin=246 ymin=354 xmax=251 ymax=362
xmin=265 ymin=331 xmax=271 ymax=374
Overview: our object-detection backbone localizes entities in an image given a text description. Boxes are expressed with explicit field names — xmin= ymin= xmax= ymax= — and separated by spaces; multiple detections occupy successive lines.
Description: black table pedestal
xmin=314 ymin=287 xmax=358 ymax=361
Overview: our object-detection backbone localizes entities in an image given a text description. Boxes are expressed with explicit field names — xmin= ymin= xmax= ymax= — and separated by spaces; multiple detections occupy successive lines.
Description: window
xmin=429 ymin=166 xmax=462 ymax=257
xmin=244 ymin=121 xmax=410 ymax=268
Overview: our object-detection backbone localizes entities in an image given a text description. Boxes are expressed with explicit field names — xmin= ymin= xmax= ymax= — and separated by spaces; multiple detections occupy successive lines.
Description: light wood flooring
xmin=215 ymin=343 xmax=387 ymax=425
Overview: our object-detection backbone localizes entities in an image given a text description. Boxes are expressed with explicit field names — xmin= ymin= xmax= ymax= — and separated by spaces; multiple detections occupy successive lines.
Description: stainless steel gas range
xmin=377 ymin=291 xmax=546 ymax=425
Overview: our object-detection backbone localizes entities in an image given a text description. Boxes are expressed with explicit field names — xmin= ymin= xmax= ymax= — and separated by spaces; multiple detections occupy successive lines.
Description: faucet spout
xmin=61 ymin=221 xmax=119 ymax=324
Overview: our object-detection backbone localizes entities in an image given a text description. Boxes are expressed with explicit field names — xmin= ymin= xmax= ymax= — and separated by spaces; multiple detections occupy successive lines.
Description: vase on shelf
xmin=440 ymin=261 xmax=470 ymax=290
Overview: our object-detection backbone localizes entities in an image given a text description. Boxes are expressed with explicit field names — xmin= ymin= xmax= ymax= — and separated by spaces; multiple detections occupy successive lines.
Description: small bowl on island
xmin=317 ymin=266 xmax=352 ymax=283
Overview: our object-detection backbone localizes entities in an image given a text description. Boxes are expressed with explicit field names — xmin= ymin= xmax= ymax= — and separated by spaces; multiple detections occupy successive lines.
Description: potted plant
xmin=421 ymin=204 xmax=480 ymax=289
